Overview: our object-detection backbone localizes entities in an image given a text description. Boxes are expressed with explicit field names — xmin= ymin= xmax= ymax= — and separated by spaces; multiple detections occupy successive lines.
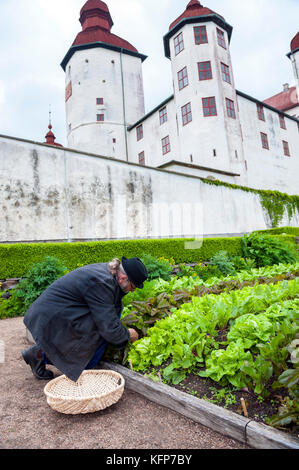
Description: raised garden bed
xmin=100 ymin=361 xmax=299 ymax=449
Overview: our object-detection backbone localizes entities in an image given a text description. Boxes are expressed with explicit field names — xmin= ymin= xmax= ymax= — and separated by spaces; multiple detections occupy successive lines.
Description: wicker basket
xmin=44 ymin=370 xmax=125 ymax=415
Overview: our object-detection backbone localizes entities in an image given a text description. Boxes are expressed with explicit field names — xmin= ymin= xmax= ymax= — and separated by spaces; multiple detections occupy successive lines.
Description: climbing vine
xmin=200 ymin=178 xmax=299 ymax=228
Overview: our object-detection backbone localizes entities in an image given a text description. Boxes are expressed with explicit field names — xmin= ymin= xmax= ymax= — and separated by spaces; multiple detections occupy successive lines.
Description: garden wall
xmin=0 ymin=134 xmax=298 ymax=244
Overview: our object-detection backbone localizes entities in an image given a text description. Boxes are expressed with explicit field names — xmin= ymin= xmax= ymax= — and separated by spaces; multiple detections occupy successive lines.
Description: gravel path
xmin=0 ymin=317 xmax=250 ymax=450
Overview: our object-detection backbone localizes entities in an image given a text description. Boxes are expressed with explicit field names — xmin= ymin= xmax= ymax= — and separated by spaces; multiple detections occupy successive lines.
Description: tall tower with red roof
xmin=61 ymin=0 xmax=147 ymax=159
xmin=287 ymin=32 xmax=299 ymax=116
xmin=163 ymin=0 xmax=245 ymax=177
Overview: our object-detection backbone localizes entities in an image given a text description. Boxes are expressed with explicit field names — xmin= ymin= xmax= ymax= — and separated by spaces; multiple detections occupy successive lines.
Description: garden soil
xmin=0 ymin=317 xmax=250 ymax=450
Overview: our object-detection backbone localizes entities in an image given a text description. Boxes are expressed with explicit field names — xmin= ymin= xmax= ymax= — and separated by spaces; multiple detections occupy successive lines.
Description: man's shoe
xmin=22 ymin=346 xmax=54 ymax=380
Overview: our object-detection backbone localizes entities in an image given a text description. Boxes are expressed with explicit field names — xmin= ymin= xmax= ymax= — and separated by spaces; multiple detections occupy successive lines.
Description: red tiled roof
xmin=73 ymin=28 xmax=138 ymax=52
xmin=44 ymin=125 xmax=63 ymax=147
xmin=263 ymin=86 xmax=298 ymax=112
xmin=80 ymin=0 xmax=110 ymax=17
xmin=291 ymin=32 xmax=299 ymax=52
xmin=73 ymin=0 xmax=138 ymax=53
xmin=169 ymin=0 xmax=224 ymax=31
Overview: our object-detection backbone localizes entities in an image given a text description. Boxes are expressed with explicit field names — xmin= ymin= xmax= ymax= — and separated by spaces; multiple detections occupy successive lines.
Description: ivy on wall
xmin=200 ymin=178 xmax=299 ymax=228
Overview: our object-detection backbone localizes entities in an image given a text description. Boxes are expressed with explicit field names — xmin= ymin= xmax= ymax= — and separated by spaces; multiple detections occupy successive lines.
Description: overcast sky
xmin=0 ymin=0 xmax=298 ymax=146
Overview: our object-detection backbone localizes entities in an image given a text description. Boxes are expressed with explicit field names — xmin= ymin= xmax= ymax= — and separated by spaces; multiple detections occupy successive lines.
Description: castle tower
xmin=61 ymin=0 xmax=147 ymax=160
xmin=163 ymin=0 xmax=245 ymax=178
xmin=287 ymin=32 xmax=299 ymax=115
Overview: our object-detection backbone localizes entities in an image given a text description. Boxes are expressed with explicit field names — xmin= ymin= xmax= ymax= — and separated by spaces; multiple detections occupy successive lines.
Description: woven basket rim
xmin=44 ymin=369 xmax=125 ymax=402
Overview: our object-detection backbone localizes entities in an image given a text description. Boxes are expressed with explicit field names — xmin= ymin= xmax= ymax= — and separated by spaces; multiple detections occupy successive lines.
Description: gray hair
xmin=108 ymin=258 xmax=126 ymax=277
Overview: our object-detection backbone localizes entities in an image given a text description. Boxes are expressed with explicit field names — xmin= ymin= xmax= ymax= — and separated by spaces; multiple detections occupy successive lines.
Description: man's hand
xmin=128 ymin=328 xmax=139 ymax=343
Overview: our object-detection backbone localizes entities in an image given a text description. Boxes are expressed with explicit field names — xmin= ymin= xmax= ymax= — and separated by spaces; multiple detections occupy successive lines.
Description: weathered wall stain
xmin=1 ymin=136 xmax=298 ymax=243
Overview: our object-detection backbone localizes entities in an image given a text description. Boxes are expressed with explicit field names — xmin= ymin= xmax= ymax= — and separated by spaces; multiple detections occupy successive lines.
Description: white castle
xmin=59 ymin=0 xmax=299 ymax=195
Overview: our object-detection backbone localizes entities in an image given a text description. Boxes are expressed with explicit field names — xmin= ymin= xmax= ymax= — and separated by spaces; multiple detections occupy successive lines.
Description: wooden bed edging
xmin=101 ymin=361 xmax=299 ymax=450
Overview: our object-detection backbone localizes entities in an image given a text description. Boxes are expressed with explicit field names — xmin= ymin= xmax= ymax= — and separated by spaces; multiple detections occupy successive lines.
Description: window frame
xmin=221 ymin=62 xmax=231 ymax=84
xmin=181 ymin=102 xmax=192 ymax=126
xmin=136 ymin=124 xmax=143 ymax=141
xmin=178 ymin=66 xmax=189 ymax=90
xmin=198 ymin=61 xmax=213 ymax=81
xmin=174 ymin=32 xmax=184 ymax=56
xmin=257 ymin=103 xmax=265 ymax=121
xmin=282 ymin=140 xmax=290 ymax=156
xmin=138 ymin=151 xmax=145 ymax=165
xmin=96 ymin=113 xmax=104 ymax=122
xmin=226 ymin=98 xmax=236 ymax=119
xmin=260 ymin=132 xmax=269 ymax=150
xmin=159 ymin=106 xmax=168 ymax=125
xmin=194 ymin=25 xmax=208 ymax=45
xmin=162 ymin=135 xmax=171 ymax=155
xmin=279 ymin=114 xmax=287 ymax=130
xmin=217 ymin=28 xmax=227 ymax=49
xmin=96 ymin=97 xmax=104 ymax=105
xmin=202 ymin=97 xmax=217 ymax=117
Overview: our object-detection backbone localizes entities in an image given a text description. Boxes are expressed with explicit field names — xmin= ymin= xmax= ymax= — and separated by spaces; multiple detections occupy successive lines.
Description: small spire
xmin=43 ymin=107 xmax=63 ymax=147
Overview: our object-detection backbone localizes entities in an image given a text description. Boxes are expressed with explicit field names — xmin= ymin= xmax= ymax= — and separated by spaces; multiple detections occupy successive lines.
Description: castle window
xmin=260 ymin=132 xmax=269 ymax=149
xmin=221 ymin=62 xmax=231 ymax=84
xmin=283 ymin=140 xmax=290 ymax=156
xmin=159 ymin=106 xmax=167 ymax=125
xmin=226 ymin=98 xmax=236 ymax=119
xmin=217 ymin=28 xmax=226 ymax=49
xmin=279 ymin=114 xmax=286 ymax=129
xmin=178 ymin=66 xmax=189 ymax=90
xmin=138 ymin=151 xmax=145 ymax=165
xmin=202 ymin=97 xmax=217 ymax=117
xmin=162 ymin=136 xmax=171 ymax=155
xmin=97 ymin=114 xmax=104 ymax=122
xmin=136 ymin=124 xmax=143 ymax=141
xmin=198 ymin=61 xmax=212 ymax=80
xmin=174 ymin=32 xmax=184 ymax=55
xmin=257 ymin=104 xmax=265 ymax=121
xmin=181 ymin=102 xmax=192 ymax=126
xmin=96 ymin=98 xmax=104 ymax=105
xmin=194 ymin=26 xmax=208 ymax=44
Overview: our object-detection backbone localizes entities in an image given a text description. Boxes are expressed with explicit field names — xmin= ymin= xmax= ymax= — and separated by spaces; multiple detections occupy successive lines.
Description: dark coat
xmin=23 ymin=263 xmax=130 ymax=382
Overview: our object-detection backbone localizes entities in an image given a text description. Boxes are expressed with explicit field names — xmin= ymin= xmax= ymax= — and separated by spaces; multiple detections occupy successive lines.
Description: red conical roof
xmin=73 ymin=0 xmax=138 ymax=53
xmin=44 ymin=124 xmax=63 ymax=147
xmin=290 ymin=32 xmax=299 ymax=52
xmin=169 ymin=0 xmax=224 ymax=31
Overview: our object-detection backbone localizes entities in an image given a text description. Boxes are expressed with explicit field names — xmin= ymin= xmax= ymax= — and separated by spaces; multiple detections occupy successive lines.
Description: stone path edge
xmin=100 ymin=361 xmax=299 ymax=450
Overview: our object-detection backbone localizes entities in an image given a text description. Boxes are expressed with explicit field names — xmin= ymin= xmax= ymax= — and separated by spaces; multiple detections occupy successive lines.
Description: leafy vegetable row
xmin=121 ymin=263 xmax=299 ymax=336
xmin=122 ymin=261 xmax=299 ymax=307
xmin=127 ymin=278 xmax=299 ymax=397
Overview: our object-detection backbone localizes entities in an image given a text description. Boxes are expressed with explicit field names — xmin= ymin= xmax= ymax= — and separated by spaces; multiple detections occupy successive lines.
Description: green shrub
xmin=193 ymin=264 xmax=222 ymax=281
xmin=209 ymin=251 xmax=236 ymax=276
xmin=0 ymin=292 xmax=24 ymax=319
xmin=13 ymin=256 xmax=68 ymax=314
xmin=242 ymin=233 xmax=298 ymax=268
xmin=230 ymin=255 xmax=256 ymax=271
xmin=140 ymin=254 xmax=172 ymax=281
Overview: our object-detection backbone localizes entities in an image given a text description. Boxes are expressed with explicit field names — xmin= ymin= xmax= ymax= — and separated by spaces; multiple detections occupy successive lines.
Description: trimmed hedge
xmin=254 ymin=226 xmax=299 ymax=236
xmin=0 ymin=236 xmax=244 ymax=279
xmin=0 ymin=229 xmax=296 ymax=280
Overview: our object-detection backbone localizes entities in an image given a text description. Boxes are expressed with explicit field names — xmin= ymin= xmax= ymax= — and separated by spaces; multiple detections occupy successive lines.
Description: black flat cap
xmin=121 ymin=257 xmax=148 ymax=289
